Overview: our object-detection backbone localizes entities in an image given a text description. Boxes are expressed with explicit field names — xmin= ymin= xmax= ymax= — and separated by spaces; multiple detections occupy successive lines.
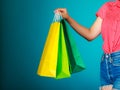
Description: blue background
xmin=1 ymin=0 xmax=107 ymax=90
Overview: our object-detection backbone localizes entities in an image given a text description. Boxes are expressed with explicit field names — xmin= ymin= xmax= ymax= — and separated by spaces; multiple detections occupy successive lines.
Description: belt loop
xmin=109 ymin=53 xmax=113 ymax=63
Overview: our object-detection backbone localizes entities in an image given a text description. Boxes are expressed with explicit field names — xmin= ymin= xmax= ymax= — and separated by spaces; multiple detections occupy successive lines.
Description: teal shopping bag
xmin=61 ymin=19 xmax=85 ymax=73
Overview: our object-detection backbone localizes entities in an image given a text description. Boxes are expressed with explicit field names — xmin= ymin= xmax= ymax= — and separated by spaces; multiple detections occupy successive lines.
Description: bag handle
xmin=52 ymin=13 xmax=62 ymax=23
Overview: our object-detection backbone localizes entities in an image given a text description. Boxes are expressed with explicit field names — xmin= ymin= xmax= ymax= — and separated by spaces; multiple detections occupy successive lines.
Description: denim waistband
xmin=104 ymin=51 xmax=120 ymax=57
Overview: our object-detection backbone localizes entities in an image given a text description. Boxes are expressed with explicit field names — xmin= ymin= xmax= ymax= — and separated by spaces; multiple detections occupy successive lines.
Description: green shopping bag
xmin=56 ymin=19 xmax=71 ymax=79
xmin=61 ymin=19 xmax=85 ymax=73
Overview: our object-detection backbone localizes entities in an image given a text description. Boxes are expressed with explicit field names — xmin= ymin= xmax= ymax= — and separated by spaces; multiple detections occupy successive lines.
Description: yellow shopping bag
xmin=37 ymin=14 xmax=60 ymax=78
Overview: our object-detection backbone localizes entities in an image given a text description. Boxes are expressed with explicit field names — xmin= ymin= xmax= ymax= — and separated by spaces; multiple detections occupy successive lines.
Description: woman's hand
xmin=54 ymin=8 xmax=70 ymax=20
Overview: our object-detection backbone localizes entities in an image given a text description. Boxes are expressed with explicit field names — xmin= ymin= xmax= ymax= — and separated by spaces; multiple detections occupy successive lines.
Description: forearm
xmin=55 ymin=8 xmax=101 ymax=40
xmin=65 ymin=16 xmax=92 ymax=41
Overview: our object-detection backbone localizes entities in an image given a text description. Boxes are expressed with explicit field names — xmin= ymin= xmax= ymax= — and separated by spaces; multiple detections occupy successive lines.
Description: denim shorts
xmin=100 ymin=51 xmax=120 ymax=89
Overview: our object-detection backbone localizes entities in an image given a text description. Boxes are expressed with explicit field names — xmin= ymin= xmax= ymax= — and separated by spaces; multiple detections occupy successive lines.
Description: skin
xmin=54 ymin=8 xmax=113 ymax=90
xmin=55 ymin=8 xmax=102 ymax=41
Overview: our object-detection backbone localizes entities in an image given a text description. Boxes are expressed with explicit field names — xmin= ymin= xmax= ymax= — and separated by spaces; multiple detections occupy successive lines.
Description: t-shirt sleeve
xmin=96 ymin=3 xmax=108 ymax=19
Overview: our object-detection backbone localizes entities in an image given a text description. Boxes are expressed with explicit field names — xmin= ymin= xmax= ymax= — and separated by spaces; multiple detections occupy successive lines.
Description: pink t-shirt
xmin=96 ymin=0 xmax=120 ymax=53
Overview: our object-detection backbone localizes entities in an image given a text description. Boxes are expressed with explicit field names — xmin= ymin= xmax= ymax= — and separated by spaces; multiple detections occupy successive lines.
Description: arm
xmin=55 ymin=8 xmax=102 ymax=41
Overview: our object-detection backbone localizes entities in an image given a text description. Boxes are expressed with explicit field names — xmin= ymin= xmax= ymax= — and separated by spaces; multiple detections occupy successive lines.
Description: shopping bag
xmin=37 ymin=14 xmax=60 ymax=78
xmin=56 ymin=21 xmax=71 ymax=79
xmin=61 ymin=20 xmax=85 ymax=73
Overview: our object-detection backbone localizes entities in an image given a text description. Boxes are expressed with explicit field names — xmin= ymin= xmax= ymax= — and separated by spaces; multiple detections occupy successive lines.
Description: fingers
xmin=54 ymin=8 xmax=67 ymax=13
xmin=54 ymin=8 xmax=69 ymax=19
